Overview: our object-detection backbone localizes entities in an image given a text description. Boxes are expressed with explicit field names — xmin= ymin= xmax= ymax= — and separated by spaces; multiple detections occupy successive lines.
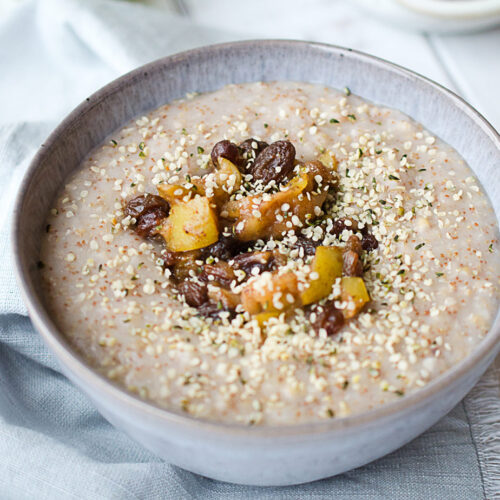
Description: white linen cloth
xmin=0 ymin=0 xmax=499 ymax=498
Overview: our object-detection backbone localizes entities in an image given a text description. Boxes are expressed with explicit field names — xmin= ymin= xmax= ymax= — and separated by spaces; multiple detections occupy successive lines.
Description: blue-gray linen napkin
xmin=0 ymin=0 xmax=499 ymax=498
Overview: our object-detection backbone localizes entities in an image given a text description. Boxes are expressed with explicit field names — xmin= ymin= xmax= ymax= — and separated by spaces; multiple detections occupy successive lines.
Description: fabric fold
xmin=464 ymin=358 xmax=500 ymax=500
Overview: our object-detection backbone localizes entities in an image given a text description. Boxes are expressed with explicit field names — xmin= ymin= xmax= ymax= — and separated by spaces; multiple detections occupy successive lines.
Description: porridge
xmin=40 ymin=82 xmax=500 ymax=425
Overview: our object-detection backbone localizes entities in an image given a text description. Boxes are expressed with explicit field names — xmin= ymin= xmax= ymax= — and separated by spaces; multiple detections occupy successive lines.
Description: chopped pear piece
xmin=241 ymin=271 xmax=299 ymax=315
xmin=254 ymin=311 xmax=281 ymax=326
xmin=340 ymin=277 xmax=370 ymax=319
xmin=159 ymin=196 xmax=219 ymax=252
xmin=207 ymin=286 xmax=240 ymax=311
xmin=225 ymin=161 xmax=335 ymax=242
xmin=301 ymin=246 xmax=343 ymax=305
xmin=210 ymin=158 xmax=242 ymax=206
xmin=158 ymin=158 xmax=241 ymax=210
xmin=318 ymin=150 xmax=338 ymax=171
xmin=157 ymin=184 xmax=193 ymax=204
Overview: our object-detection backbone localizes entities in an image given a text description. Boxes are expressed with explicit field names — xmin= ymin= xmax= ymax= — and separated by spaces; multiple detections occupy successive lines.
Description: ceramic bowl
xmin=12 ymin=40 xmax=500 ymax=486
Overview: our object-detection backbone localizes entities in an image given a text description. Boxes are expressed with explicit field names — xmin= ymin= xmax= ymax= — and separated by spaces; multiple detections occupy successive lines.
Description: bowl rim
xmin=13 ymin=39 xmax=500 ymax=438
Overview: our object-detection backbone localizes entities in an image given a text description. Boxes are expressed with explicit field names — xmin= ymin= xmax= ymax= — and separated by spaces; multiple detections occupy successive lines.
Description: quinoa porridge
xmin=40 ymin=81 xmax=500 ymax=425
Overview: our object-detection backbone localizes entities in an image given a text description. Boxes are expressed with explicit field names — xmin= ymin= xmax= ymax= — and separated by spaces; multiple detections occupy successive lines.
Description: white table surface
xmin=179 ymin=0 xmax=500 ymax=131
xmin=1 ymin=0 xmax=499 ymax=129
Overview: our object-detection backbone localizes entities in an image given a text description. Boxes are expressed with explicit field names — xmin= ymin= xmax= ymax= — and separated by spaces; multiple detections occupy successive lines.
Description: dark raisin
xmin=201 ymin=235 xmax=242 ymax=260
xmin=135 ymin=208 xmax=166 ymax=238
xmin=343 ymin=250 xmax=363 ymax=277
xmin=177 ymin=280 xmax=208 ymax=307
xmin=125 ymin=194 xmax=170 ymax=238
xmin=314 ymin=302 xmax=344 ymax=336
xmin=293 ymin=236 xmax=320 ymax=257
xmin=238 ymin=138 xmax=269 ymax=168
xmin=211 ymin=140 xmax=240 ymax=168
xmin=324 ymin=309 xmax=345 ymax=336
xmin=197 ymin=302 xmax=222 ymax=318
xmin=125 ymin=194 xmax=169 ymax=220
xmin=344 ymin=235 xmax=363 ymax=255
xmin=232 ymin=251 xmax=275 ymax=276
xmin=247 ymin=140 xmax=295 ymax=185
xmin=197 ymin=301 xmax=236 ymax=319
xmin=362 ymin=232 xmax=379 ymax=252
xmin=330 ymin=218 xmax=358 ymax=236
xmin=161 ymin=249 xmax=179 ymax=267
xmin=202 ymin=262 xmax=236 ymax=288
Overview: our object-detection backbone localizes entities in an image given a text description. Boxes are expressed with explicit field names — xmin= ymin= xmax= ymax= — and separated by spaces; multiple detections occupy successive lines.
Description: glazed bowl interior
xmin=13 ymin=40 xmax=500 ymax=437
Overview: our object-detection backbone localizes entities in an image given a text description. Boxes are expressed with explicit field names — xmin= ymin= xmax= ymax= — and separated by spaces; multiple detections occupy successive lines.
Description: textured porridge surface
xmin=40 ymin=82 xmax=500 ymax=425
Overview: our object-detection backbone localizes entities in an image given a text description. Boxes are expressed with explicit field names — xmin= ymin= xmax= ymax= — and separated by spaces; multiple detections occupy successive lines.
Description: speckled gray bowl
xmin=13 ymin=40 xmax=500 ymax=486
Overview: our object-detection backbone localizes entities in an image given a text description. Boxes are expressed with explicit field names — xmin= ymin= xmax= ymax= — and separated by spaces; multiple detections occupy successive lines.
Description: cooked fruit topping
xmin=125 ymin=138 xmax=378 ymax=335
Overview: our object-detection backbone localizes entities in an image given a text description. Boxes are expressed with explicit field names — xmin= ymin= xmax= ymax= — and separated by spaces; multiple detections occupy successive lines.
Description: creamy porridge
xmin=40 ymin=82 xmax=500 ymax=425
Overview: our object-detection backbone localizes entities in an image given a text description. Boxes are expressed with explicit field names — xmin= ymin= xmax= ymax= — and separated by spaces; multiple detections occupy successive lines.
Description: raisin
xmin=201 ymin=235 xmax=242 ymax=261
xmin=344 ymin=235 xmax=363 ymax=255
xmin=293 ymin=236 xmax=320 ymax=257
xmin=197 ymin=302 xmax=223 ymax=318
xmin=202 ymin=262 xmax=236 ymax=288
xmin=343 ymin=250 xmax=363 ymax=277
xmin=211 ymin=140 xmax=240 ymax=168
xmin=330 ymin=219 xmax=378 ymax=252
xmin=247 ymin=140 xmax=295 ymax=185
xmin=161 ymin=249 xmax=179 ymax=267
xmin=177 ymin=280 xmax=208 ymax=307
xmin=238 ymin=138 xmax=269 ymax=168
xmin=197 ymin=301 xmax=236 ymax=319
xmin=314 ymin=302 xmax=344 ymax=336
xmin=125 ymin=194 xmax=170 ymax=238
xmin=134 ymin=208 xmax=165 ymax=238
xmin=232 ymin=251 xmax=275 ymax=276
xmin=362 ymin=232 xmax=379 ymax=252
xmin=330 ymin=218 xmax=358 ymax=236
xmin=125 ymin=194 xmax=169 ymax=220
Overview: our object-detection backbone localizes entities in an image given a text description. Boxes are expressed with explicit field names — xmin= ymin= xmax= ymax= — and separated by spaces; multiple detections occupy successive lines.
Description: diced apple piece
xmin=301 ymin=246 xmax=343 ymax=305
xmin=241 ymin=271 xmax=299 ymax=315
xmin=159 ymin=196 xmax=219 ymax=251
xmin=207 ymin=286 xmax=240 ymax=311
xmin=223 ymin=171 xmax=308 ymax=229
xmin=226 ymin=161 xmax=335 ymax=242
xmin=340 ymin=277 xmax=370 ymax=319
xmin=189 ymin=177 xmax=207 ymax=196
xmin=318 ymin=150 xmax=338 ymax=171
xmin=254 ymin=311 xmax=281 ymax=327
xmin=157 ymin=158 xmax=240 ymax=210
xmin=211 ymin=158 xmax=242 ymax=206
xmin=157 ymin=184 xmax=193 ymax=204
xmin=231 ymin=172 xmax=309 ymax=241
